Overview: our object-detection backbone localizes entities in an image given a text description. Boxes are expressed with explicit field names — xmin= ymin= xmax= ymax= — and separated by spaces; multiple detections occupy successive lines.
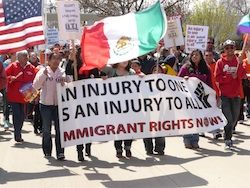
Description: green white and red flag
xmin=79 ymin=1 xmax=167 ymax=72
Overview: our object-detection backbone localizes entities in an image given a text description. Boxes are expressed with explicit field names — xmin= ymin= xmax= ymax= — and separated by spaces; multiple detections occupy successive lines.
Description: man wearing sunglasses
xmin=214 ymin=40 xmax=246 ymax=150
xmin=206 ymin=36 xmax=220 ymax=61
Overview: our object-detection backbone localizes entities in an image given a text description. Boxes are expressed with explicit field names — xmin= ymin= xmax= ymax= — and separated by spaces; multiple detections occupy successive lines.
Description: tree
xmin=220 ymin=0 xmax=250 ymax=16
xmin=185 ymin=0 xmax=238 ymax=47
xmin=78 ymin=0 xmax=146 ymax=16
xmin=77 ymin=0 xmax=191 ymax=16
xmin=162 ymin=0 xmax=191 ymax=18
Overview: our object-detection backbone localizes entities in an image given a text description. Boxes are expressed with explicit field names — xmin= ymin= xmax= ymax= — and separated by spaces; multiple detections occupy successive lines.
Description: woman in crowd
xmin=178 ymin=49 xmax=213 ymax=149
xmin=33 ymin=52 xmax=67 ymax=160
xmin=5 ymin=50 xmax=37 ymax=142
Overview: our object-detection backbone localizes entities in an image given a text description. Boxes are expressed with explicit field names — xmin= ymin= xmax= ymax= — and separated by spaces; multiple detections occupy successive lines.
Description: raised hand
xmin=194 ymin=82 xmax=211 ymax=108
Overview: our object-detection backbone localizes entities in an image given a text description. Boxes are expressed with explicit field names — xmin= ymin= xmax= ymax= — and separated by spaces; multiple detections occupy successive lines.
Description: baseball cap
xmin=223 ymin=40 xmax=235 ymax=48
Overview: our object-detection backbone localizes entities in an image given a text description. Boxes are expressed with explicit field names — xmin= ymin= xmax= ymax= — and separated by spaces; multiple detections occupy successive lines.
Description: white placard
xmin=164 ymin=18 xmax=184 ymax=48
xmin=185 ymin=25 xmax=209 ymax=53
xmin=57 ymin=74 xmax=227 ymax=148
xmin=56 ymin=1 xmax=81 ymax=40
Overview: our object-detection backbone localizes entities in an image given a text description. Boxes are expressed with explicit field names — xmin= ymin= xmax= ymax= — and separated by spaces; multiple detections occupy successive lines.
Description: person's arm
xmin=177 ymin=64 xmax=188 ymax=78
xmin=237 ymin=54 xmax=247 ymax=80
xmin=33 ymin=67 xmax=47 ymax=90
xmin=65 ymin=59 xmax=74 ymax=76
xmin=206 ymin=67 xmax=213 ymax=88
xmin=0 ymin=63 xmax=7 ymax=90
xmin=101 ymin=66 xmax=114 ymax=78
xmin=214 ymin=60 xmax=233 ymax=84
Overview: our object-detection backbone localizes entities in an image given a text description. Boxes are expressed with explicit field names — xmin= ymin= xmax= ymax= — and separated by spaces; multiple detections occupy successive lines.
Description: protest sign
xmin=56 ymin=1 xmax=81 ymax=40
xmin=185 ymin=25 xmax=209 ymax=53
xmin=46 ymin=28 xmax=59 ymax=46
xmin=164 ymin=18 xmax=184 ymax=48
xmin=168 ymin=15 xmax=182 ymax=21
xmin=57 ymin=74 xmax=227 ymax=148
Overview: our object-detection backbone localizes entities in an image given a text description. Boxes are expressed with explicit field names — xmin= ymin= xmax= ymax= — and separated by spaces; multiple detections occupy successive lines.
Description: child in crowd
xmin=101 ymin=61 xmax=135 ymax=158
xmin=130 ymin=59 xmax=142 ymax=75
xmin=161 ymin=54 xmax=177 ymax=76
xmin=150 ymin=64 xmax=165 ymax=74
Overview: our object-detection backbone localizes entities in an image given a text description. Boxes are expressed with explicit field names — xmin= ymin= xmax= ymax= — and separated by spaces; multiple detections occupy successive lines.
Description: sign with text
xmin=185 ymin=25 xmax=209 ymax=53
xmin=56 ymin=1 xmax=81 ymax=40
xmin=168 ymin=15 xmax=182 ymax=21
xmin=164 ymin=18 xmax=184 ymax=48
xmin=46 ymin=28 xmax=59 ymax=46
xmin=57 ymin=74 xmax=227 ymax=147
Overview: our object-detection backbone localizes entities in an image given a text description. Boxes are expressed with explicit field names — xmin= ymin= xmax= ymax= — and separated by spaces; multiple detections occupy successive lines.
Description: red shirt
xmin=5 ymin=62 xmax=37 ymax=103
xmin=215 ymin=54 xmax=246 ymax=98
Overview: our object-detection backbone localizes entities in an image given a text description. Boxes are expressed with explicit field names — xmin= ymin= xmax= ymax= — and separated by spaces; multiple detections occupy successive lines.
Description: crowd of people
xmin=0 ymin=35 xmax=250 ymax=161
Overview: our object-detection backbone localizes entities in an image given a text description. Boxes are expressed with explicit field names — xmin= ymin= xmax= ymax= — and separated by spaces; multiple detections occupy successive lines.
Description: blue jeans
xmin=183 ymin=134 xmax=199 ymax=146
xmin=221 ymin=96 xmax=241 ymax=140
xmin=114 ymin=140 xmax=133 ymax=152
xmin=10 ymin=102 xmax=25 ymax=139
xmin=1 ymin=88 xmax=10 ymax=121
xmin=143 ymin=137 xmax=165 ymax=153
xmin=244 ymin=87 xmax=250 ymax=117
xmin=40 ymin=104 xmax=64 ymax=156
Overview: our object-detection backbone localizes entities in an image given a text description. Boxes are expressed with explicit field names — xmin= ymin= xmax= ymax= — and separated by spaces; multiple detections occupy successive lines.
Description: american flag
xmin=0 ymin=0 xmax=45 ymax=54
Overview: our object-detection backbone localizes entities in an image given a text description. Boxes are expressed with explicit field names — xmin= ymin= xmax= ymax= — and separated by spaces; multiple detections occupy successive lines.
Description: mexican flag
xmin=79 ymin=1 xmax=167 ymax=72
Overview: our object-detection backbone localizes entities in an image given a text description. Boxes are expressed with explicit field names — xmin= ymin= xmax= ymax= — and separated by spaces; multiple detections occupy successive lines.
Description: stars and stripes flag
xmin=0 ymin=0 xmax=45 ymax=54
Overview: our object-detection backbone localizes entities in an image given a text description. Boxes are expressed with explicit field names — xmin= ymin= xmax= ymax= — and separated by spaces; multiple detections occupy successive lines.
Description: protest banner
xmin=57 ymin=74 xmax=227 ymax=148
xmin=164 ymin=18 xmax=184 ymax=48
xmin=185 ymin=25 xmax=209 ymax=54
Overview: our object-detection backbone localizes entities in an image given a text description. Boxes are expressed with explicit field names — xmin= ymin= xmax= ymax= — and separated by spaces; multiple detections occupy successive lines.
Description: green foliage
xmin=185 ymin=0 xmax=238 ymax=47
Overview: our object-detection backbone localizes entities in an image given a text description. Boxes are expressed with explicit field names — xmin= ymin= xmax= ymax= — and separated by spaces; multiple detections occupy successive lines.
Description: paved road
xmin=1 ymin=114 xmax=250 ymax=188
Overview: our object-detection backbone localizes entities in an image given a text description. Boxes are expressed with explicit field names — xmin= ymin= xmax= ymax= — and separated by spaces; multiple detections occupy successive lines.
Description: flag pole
xmin=71 ymin=39 xmax=78 ymax=81
xmin=236 ymin=34 xmax=248 ymax=72
xmin=43 ymin=0 xmax=48 ymax=65
xmin=242 ymin=34 xmax=249 ymax=54
xmin=156 ymin=44 xmax=161 ymax=73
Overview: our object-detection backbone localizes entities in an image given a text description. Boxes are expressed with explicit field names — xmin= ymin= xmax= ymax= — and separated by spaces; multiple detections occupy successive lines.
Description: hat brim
xmin=223 ymin=44 xmax=235 ymax=48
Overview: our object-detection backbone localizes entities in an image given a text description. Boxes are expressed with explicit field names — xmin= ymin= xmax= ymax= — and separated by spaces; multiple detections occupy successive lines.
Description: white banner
xmin=56 ymin=1 xmax=81 ymax=40
xmin=57 ymin=74 xmax=227 ymax=147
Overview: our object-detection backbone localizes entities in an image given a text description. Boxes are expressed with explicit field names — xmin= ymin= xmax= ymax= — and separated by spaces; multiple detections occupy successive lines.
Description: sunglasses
xmin=207 ymin=42 xmax=214 ymax=44
xmin=224 ymin=46 xmax=234 ymax=50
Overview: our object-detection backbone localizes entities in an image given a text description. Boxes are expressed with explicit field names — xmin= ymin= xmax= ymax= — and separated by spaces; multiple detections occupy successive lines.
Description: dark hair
xmin=76 ymin=47 xmax=83 ymax=68
xmin=112 ymin=61 xmax=130 ymax=71
xmin=48 ymin=52 xmax=60 ymax=61
xmin=130 ymin=59 xmax=141 ymax=66
xmin=204 ymin=50 xmax=214 ymax=55
xmin=186 ymin=49 xmax=209 ymax=74
xmin=207 ymin=36 xmax=215 ymax=43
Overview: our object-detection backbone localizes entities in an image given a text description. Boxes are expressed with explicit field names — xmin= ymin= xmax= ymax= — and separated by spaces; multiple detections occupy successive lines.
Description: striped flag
xmin=0 ymin=0 xmax=45 ymax=54
xmin=79 ymin=1 xmax=167 ymax=72
xmin=237 ymin=12 xmax=250 ymax=35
